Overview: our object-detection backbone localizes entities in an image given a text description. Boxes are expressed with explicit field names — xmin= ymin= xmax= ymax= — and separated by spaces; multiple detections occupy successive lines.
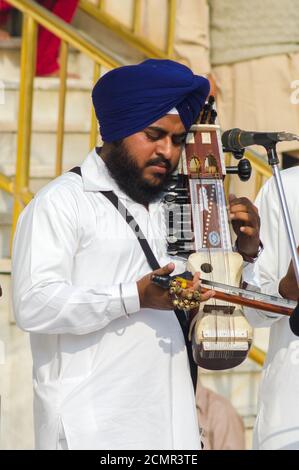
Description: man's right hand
xmin=137 ymin=263 xmax=176 ymax=310
xmin=137 ymin=263 xmax=215 ymax=310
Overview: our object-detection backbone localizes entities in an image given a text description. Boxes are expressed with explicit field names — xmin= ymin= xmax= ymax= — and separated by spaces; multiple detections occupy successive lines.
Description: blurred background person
xmin=196 ymin=382 xmax=246 ymax=450
xmin=0 ymin=0 xmax=79 ymax=76
xmin=244 ymin=167 xmax=299 ymax=449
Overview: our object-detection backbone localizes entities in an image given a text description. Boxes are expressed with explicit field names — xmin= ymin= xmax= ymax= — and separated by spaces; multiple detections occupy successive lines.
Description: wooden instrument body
xmin=187 ymin=251 xmax=253 ymax=370
xmin=166 ymin=122 xmax=253 ymax=370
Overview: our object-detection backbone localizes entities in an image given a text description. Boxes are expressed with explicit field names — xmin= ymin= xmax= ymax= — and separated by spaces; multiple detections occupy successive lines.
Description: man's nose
xmin=156 ymin=136 xmax=173 ymax=159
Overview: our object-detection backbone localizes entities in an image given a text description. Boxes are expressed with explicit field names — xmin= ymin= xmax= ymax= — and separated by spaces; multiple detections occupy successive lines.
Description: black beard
xmin=100 ymin=142 xmax=175 ymax=205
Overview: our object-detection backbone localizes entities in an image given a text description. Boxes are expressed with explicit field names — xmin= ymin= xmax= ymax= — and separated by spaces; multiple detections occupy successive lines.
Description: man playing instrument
xmin=12 ymin=59 xmax=261 ymax=450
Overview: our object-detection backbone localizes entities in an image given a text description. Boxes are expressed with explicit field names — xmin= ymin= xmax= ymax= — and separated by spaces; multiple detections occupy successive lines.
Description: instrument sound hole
xmin=201 ymin=263 xmax=213 ymax=273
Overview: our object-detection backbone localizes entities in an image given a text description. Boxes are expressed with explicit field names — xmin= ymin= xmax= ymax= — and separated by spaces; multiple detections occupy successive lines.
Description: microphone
xmin=222 ymin=128 xmax=299 ymax=151
xmin=289 ymin=302 xmax=299 ymax=336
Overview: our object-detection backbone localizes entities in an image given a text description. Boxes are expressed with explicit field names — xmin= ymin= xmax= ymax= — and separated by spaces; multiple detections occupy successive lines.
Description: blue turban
xmin=92 ymin=59 xmax=210 ymax=142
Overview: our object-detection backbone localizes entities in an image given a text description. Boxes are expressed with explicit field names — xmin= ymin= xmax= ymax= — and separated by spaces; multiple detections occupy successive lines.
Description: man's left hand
xmin=229 ymin=194 xmax=261 ymax=259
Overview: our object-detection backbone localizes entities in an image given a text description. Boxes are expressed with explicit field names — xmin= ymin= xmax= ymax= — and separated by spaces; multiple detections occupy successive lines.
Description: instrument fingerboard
xmin=184 ymin=124 xmax=231 ymax=251
xmin=189 ymin=178 xmax=231 ymax=250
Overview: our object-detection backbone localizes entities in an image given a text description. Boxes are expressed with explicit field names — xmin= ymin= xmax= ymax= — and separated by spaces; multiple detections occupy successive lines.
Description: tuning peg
xmin=164 ymin=192 xmax=177 ymax=203
xmin=225 ymin=158 xmax=252 ymax=181
xmin=232 ymin=149 xmax=244 ymax=160
xmin=222 ymin=148 xmax=245 ymax=160
xmin=209 ymin=109 xmax=217 ymax=124
xmin=200 ymin=103 xmax=210 ymax=124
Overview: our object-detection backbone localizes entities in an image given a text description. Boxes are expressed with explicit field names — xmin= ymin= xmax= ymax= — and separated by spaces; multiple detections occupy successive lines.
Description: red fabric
xmin=36 ymin=0 xmax=79 ymax=76
xmin=0 ymin=0 xmax=11 ymax=25
xmin=0 ymin=1 xmax=11 ymax=12
xmin=0 ymin=1 xmax=79 ymax=76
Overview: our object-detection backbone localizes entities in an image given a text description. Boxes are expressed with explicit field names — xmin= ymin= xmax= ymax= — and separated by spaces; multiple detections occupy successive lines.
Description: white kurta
xmin=12 ymin=149 xmax=200 ymax=450
xmin=244 ymin=167 xmax=299 ymax=450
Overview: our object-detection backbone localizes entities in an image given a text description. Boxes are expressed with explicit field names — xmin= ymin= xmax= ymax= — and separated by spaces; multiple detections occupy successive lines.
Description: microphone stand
xmin=265 ymin=145 xmax=299 ymax=332
xmin=266 ymin=145 xmax=299 ymax=286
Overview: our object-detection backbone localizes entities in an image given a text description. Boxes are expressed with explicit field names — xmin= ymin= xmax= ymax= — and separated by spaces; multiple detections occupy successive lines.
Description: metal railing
xmin=1 ymin=0 xmax=120 ymax=238
xmin=249 ymin=345 xmax=265 ymax=367
xmin=79 ymin=0 xmax=176 ymax=59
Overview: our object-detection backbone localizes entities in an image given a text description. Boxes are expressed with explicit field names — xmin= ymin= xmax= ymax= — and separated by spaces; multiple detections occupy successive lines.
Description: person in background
xmin=196 ymin=382 xmax=245 ymax=450
xmin=0 ymin=0 xmax=78 ymax=76
xmin=244 ymin=166 xmax=299 ymax=449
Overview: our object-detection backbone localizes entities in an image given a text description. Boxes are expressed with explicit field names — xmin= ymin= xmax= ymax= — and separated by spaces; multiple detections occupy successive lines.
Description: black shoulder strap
xmin=102 ymin=191 xmax=162 ymax=271
xmin=69 ymin=166 xmax=197 ymax=390
xmin=70 ymin=167 xmax=160 ymax=270
xmin=69 ymin=166 xmax=82 ymax=176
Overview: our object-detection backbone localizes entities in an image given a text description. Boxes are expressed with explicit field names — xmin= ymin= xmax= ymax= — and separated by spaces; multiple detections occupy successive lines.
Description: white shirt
xmin=12 ymin=149 xmax=200 ymax=450
xmin=245 ymin=167 xmax=299 ymax=450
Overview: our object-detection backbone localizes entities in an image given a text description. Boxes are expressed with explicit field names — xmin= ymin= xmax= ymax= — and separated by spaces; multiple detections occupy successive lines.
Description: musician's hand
xmin=229 ymin=194 xmax=261 ymax=259
xmin=137 ymin=265 xmax=214 ymax=310
xmin=168 ymin=270 xmax=215 ymax=312
xmin=279 ymin=247 xmax=299 ymax=301
xmin=137 ymin=263 xmax=176 ymax=310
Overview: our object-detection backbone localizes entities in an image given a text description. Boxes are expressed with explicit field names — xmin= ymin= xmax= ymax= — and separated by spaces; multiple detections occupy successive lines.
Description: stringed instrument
xmin=185 ymin=121 xmax=253 ymax=369
xmin=154 ymin=100 xmax=291 ymax=370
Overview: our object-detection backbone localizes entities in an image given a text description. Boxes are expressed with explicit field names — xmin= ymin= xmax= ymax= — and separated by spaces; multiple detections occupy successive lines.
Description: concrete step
xmin=0 ymin=77 xmax=95 ymax=132
xmin=0 ymin=131 xmax=93 ymax=175
xmin=0 ymin=38 xmax=21 ymax=81
xmin=0 ymin=38 xmax=88 ymax=80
